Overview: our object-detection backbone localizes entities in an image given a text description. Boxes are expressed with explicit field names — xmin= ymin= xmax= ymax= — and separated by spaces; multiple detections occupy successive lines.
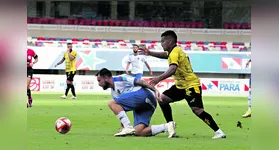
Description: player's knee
xmin=134 ymin=129 xmax=144 ymax=136
xmin=66 ymin=80 xmax=72 ymax=84
xmin=108 ymin=100 xmax=116 ymax=109
xmin=160 ymin=94 xmax=172 ymax=105
xmin=191 ymin=107 xmax=204 ymax=116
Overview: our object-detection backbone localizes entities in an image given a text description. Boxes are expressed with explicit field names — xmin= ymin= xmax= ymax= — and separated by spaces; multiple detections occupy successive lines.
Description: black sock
xmin=65 ymin=84 xmax=71 ymax=96
xmin=159 ymin=103 xmax=173 ymax=123
xmin=198 ymin=111 xmax=219 ymax=132
xmin=71 ymin=84 xmax=76 ymax=97
xmin=27 ymin=89 xmax=31 ymax=99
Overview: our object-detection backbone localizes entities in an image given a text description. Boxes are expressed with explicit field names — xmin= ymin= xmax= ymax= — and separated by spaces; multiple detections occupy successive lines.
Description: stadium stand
xmin=27 ymin=36 xmax=251 ymax=52
xmin=27 ymin=17 xmax=251 ymax=30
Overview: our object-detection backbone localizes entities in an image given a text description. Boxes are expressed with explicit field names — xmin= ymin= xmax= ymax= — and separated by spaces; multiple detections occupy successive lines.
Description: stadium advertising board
xmin=30 ymin=75 xmax=249 ymax=96
xmin=29 ymin=46 xmax=251 ymax=74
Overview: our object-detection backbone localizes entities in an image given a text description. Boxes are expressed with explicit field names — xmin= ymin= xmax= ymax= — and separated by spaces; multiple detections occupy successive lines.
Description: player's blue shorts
xmin=114 ymin=88 xmax=157 ymax=126
xmin=131 ymin=73 xmax=142 ymax=79
xmin=249 ymin=77 xmax=251 ymax=85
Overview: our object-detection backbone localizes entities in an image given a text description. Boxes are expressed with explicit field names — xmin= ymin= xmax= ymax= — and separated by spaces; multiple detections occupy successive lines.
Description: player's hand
xmin=29 ymin=63 xmax=33 ymax=67
xmin=126 ymin=70 xmax=130 ymax=74
xmin=149 ymin=70 xmax=153 ymax=75
xmin=138 ymin=47 xmax=150 ymax=56
xmin=155 ymin=89 xmax=162 ymax=102
xmin=149 ymin=77 xmax=160 ymax=86
xmin=54 ymin=64 xmax=58 ymax=68
xmin=245 ymin=62 xmax=250 ymax=68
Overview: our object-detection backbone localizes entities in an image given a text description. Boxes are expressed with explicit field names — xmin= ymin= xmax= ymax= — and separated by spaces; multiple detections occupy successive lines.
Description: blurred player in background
xmin=140 ymin=30 xmax=226 ymax=139
xmin=27 ymin=48 xmax=38 ymax=107
xmin=242 ymin=59 xmax=251 ymax=118
xmin=55 ymin=43 xmax=77 ymax=99
xmin=126 ymin=44 xmax=152 ymax=78
xmin=96 ymin=68 xmax=175 ymax=138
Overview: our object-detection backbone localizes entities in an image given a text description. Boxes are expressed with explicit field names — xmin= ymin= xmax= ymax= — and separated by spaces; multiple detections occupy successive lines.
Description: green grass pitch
xmin=28 ymin=93 xmax=251 ymax=150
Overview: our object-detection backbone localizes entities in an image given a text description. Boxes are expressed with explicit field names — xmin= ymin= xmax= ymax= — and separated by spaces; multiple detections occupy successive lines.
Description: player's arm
xmin=68 ymin=51 xmax=76 ymax=61
xmin=148 ymin=51 xmax=168 ymax=59
xmin=144 ymin=61 xmax=152 ymax=74
xmin=157 ymin=64 xmax=177 ymax=81
xmin=126 ymin=58 xmax=131 ymax=74
xmin=246 ymin=59 xmax=251 ymax=67
xmin=135 ymin=79 xmax=157 ymax=92
xmin=55 ymin=57 xmax=65 ymax=67
xmin=33 ymin=54 xmax=38 ymax=65
xmin=139 ymin=47 xmax=168 ymax=59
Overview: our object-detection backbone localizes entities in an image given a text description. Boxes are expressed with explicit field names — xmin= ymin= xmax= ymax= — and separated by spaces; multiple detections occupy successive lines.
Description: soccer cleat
xmin=212 ymin=129 xmax=226 ymax=139
xmin=70 ymin=96 xmax=77 ymax=99
xmin=60 ymin=95 xmax=67 ymax=99
xmin=114 ymin=127 xmax=135 ymax=137
xmin=166 ymin=121 xmax=176 ymax=138
xmin=242 ymin=110 xmax=251 ymax=118
xmin=27 ymin=98 xmax=33 ymax=107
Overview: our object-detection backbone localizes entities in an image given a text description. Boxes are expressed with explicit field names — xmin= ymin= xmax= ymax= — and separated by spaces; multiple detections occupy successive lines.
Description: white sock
xmin=248 ymin=89 xmax=251 ymax=111
xmin=216 ymin=129 xmax=224 ymax=134
xmin=116 ymin=111 xmax=132 ymax=128
xmin=151 ymin=124 xmax=167 ymax=135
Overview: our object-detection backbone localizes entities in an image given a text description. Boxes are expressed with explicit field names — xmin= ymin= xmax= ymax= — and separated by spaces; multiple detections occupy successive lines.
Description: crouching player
xmin=96 ymin=68 xmax=175 ymax=137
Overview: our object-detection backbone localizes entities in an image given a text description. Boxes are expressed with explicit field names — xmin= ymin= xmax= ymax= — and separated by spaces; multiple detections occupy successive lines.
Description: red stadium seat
xmin=67 ymin=19 xmax=73 ymax=25
xmin=173 ymin=22 xmax=178 ymax=28
xmin=73 ymin=19 xmax=79 ymax=25
xmin=37 ymin=18 xmax=43 ymax=24
xmin=156 ymin=21 xmax=162 ymax=27
xmin=43 ymin=18 xmax=49 ymax=24
xmin=97 ymin=20 xmax=102 ymax=26
xmin=197 ymin=22 xmax=203 ymax=28
xmin=85 ymin=19 xmax=91 ymax=25
xmin=241 ymin=23 xmax=247 ymax=29
xmin=27 ymin=18 xmax=31 ymax=23
xmin=61 ymin=19 xmax=68 ymax=24
xmin=121 ymin=20 xmax=127 ymax=26
xmin=115 ymin=20 xmax=121 ymax=26
xmin=185 ymin=22 xmax=191 ymax=28
xmin=224 ymin=23 xmax=229 ymax=29
xmin=168 ymin=21 xmax=173 ymax=28
xmin=132 ymin=20 xmax=138 ymax=26
xmin=248 ymin=23 xmax=251 ymax=29
xmin=49 ymin=18 xmax=55 ymax=24
xmin=235 ymin=23 xmax=241 ymax=29
xmin=191 ymin=22 xmax=197 ymax=28
xmin=178 ymin=21 xmax=184 ymax=28
xmin=109 ymin=20 xmax=115 ymax=26
xmin=79 ymin=19 xmax=85 ymax=25
xmin=161 ymin=21 xmax=167 ymax=27
xmin=103 ymin=20 xmax=109 ymax=26
xmin=91 ymin=20 xmax=97 ymax=26
xmin=32 ymin=18 xmax=38 ymax=24
xmin=127 ymin=20 xmax=133 ymax=26
xmin=144 ymin=21 xmax=150 ymax=27
xmin=150 ymin=21 xmax=156 ymax=27
xmin=229 ymin=23 xmax=235 ymax=29
xmin=55 ymin=18 xmax=61 ymax=24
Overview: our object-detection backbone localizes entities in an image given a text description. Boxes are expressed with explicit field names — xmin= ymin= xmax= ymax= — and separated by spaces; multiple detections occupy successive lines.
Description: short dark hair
xmin=132 ymin=44 xmax=139 ymax=48
xmin=161 ymin=30 xmax=177 ymax=43
xmin=67 ymin=43 xmax=72 ymax=45
xmin=95 ymin=68 xmax=112 ymax=77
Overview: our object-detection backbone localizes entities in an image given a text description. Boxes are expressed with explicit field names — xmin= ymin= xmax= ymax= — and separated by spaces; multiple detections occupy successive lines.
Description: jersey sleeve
xmin=127 ymin=55 xmax=132 ymax=63
xmin=114 ymin=75 xmax=137 ymax=86
xmin=168 ymin=49 xmax=179 ymax=66
xmin=71 ymin=51 xmax=77 ymax=57
xmin=141 ymin=55 xmax=146 ymax=62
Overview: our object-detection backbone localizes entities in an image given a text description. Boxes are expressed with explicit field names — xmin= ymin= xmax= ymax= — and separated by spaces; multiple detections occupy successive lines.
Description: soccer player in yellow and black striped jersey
xmin=55 ymin=43 xmax=77 ymax=99
xmin=140 ymin=30 xmax=226 ymax=139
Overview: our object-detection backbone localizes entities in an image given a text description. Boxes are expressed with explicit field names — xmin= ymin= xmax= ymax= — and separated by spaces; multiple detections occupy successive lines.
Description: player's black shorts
xmin=27 ymin=67 xmax=33 ymax=79
xmin=66 ymin=71 xmax=76 ymax=81
xmin=162 ymin=85 xmax=204 ymax=108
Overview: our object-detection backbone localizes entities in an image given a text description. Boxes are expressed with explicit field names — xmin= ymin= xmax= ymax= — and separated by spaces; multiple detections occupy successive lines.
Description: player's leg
xmin=108 ymin=99 xmax=135 ymax=136
xmin=69 ymin=71 xmax=77 ymax=99
xmin=135 ymin=73 xmax=142 ymax=79
xmin=243 ymin=77 xmax=251 ymax=118
xmin=186 ymin=86 xmax=226 ymax=139
xmin=61 ymin=72 xmax=70 ymax=99
xmin=27 ymin=68 xmax=33 ymax=107
xmin=158 ymin=85 xmax=184 ymax=137
xmin=133 ymin=109 xmax=171 ymax=137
